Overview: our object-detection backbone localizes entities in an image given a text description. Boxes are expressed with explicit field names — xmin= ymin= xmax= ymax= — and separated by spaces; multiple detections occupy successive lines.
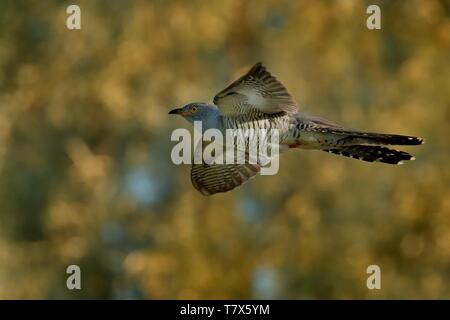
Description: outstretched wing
xmin=190 ymin=138 xmax=261 ymax=195
xmin=213 ymin=62 xmax=298 ymax=116
xmin=191 ymin=163 xmax=261 ymax=196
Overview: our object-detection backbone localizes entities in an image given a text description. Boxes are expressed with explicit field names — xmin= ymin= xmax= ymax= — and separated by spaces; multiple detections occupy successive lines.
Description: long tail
xmin=323 ymin=145 xmax=416 ymax=165
xmin=314 ymin=129 xmax=424 ymax=146
xmin=316 ymin=130 xmax=424 ymax=165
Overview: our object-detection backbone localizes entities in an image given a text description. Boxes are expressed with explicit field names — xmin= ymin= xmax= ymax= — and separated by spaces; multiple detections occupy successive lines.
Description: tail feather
xmin=322 ymin=145 xmax=415 ymax=165
xmin=323 ymin=129 xmax=424 ymax=146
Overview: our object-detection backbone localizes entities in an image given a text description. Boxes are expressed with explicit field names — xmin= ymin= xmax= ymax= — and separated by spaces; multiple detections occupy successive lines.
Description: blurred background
xmin=0 ymin=0 xmax=449 ymax=299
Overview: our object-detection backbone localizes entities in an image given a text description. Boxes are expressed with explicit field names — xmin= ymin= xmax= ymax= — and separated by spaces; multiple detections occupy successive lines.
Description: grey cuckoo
xmin=169 ymin=62 xmax=423 ymax=195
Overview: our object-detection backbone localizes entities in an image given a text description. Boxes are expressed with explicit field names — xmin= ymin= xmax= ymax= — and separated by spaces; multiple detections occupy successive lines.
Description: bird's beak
xmin=168 ymin=107 xmax=187 ymax=116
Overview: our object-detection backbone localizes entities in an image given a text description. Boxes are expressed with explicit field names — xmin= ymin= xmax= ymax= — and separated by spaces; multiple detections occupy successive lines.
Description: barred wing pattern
xmin=189 ymin=138 xmax=263 ymax=195
xmin=213 ymin=62 xmax=298 ymax=116
xmin=191 ymin=162 xmax=261 ymax=196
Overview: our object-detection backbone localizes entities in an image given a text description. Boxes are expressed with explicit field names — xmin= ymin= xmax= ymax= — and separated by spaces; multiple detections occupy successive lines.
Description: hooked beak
xmin=168 ymin=107 xmax=187 ymax=116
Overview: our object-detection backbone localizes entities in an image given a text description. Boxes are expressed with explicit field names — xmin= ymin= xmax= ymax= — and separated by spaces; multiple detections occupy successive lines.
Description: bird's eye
xmin=190 ymin=106 xmax=198 ymax=113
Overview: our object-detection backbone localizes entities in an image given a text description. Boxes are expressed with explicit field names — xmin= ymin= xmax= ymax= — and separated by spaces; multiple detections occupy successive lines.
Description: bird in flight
xmin=169 ymin=62 xmax=423 ymax=195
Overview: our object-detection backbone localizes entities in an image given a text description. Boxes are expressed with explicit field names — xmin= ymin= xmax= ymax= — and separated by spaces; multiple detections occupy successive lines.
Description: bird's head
xmin=169 ymin=103 xmax=220 ymax=125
